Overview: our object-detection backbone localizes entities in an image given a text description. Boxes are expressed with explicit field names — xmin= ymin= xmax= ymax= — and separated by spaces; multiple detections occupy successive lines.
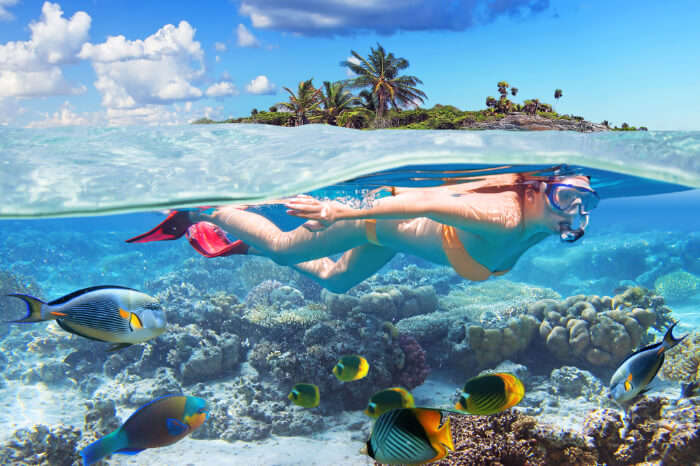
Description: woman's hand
xmin=284 ymin=195 xmax=349 ymax=232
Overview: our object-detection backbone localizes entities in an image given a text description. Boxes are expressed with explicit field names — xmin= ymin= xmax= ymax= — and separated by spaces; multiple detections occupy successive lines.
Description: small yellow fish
xmin=364 ymin=387 xmax=415 ymax=418
xmin=288 ymin=383 xmax=320 ymax=408
xmin=454 ymin=372 xmax=525 ymax=415
xmin=333 ymin=355 xmax=369 ymax=382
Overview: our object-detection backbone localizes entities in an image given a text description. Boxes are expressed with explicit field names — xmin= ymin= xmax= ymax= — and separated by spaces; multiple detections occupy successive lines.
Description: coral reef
xmin=323 ymin=284 xmax=438 ymax=321
xmin=396 ymin=334 xmax=430 ymax=390
xmin=654 ymin=269 xmax=700 ymax=303
xmin=434 ymin=411 xmax=598 ymax=465
xmin=513 ymin=231 xmax=700 ymax=296
xmin=585 ymin=396 xmax=700 ymax=464
xmin=661 ymin=331 xmax=700 ymax=383
xmin=0 ymin=424 xmax=82 ymax=465
xmin=191 ymin=377 xmax=326 ymax=442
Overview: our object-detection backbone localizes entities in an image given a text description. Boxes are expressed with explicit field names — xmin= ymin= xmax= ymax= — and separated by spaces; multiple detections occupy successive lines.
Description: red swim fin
xmin=185 ymin=222 xmax=249 ymax=258
xmin=125 ymin=211 xmax=193 ymax=243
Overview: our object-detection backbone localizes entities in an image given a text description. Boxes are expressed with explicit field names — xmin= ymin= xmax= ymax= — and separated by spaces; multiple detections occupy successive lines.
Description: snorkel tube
xmin=559 ymin=211 xmax=589 ymax=242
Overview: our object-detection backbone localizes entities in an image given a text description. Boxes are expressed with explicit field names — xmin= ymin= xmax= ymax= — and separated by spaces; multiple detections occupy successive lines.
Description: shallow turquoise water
xmin=0 ymin=126 xmax=698 ymax=465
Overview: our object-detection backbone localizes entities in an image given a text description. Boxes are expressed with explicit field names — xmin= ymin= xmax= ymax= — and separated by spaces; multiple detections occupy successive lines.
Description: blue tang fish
xmin=6 ymin=285 xmax=166 ymax=351
xmin=609 ymin=322 xmax=686 ymax=403
xmin=80 ymin=395 xmax=208 ymax=465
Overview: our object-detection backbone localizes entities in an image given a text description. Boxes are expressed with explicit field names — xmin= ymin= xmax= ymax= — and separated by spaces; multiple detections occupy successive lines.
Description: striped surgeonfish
xmin=6 ymin=285 xmax=166 ymax=351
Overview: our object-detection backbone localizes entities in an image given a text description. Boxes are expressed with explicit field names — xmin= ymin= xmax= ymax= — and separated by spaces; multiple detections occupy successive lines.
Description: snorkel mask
xmin=544 ymin=182 xmax=600 ymax=242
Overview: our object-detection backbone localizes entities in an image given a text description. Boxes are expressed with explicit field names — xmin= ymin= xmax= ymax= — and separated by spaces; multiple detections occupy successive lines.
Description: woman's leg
xmin=291 ymin=243 xmax=396 ymax=293
xmin=197 ymin=206 xmax=368 ymax=265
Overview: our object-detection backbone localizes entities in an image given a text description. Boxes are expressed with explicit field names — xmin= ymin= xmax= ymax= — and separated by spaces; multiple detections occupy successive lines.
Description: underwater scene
xmin=0 ymin=126 xmax=699 ymax=465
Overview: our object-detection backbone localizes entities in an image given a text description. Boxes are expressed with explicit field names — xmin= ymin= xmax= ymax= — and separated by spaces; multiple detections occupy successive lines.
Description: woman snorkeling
xmin=127 ymin=174 xmax=599 ymax=293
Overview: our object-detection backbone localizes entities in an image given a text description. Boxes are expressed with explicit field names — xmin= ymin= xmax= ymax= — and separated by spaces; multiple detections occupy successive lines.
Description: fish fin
xmin=663 ymin=322 xmax=687 ymax=349
xmin=166 ymin=418 xmax=188 ymax=436
xmin=80 ymin=430 xmax=128 ymax=465
xmin=357 ymin=357 xmax=370 ymax=379
xmin=436 ymin=415 xmax=455 ymax=452
xmin=107 ymin=343 xmax=133 ymax=352
xmin=114 ymin=448 xmax=145 ymax=455
xmin=47 ymin=285 xmax=136 ymax=306
xmin=5 ymin=294 xmax=47 ymax=323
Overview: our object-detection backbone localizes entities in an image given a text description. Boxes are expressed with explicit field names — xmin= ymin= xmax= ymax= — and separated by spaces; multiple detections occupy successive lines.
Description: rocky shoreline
xmin=462 ymin=112 xmax=610 ymax=132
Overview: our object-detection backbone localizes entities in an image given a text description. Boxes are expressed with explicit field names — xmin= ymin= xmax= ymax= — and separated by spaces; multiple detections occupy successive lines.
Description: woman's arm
xmin=285 ymin=190 xmax=522 ymax=235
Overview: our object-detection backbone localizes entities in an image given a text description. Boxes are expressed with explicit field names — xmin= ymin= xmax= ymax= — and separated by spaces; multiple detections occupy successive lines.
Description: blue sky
xmin=0 ymin=0 xmax=698 ymax=128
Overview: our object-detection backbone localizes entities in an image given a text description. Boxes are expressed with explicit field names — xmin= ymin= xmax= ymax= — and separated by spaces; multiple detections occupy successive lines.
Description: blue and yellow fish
xmin=80 ymin=395 xmax=208 ymax=465
xmin=610 ymin=322 xmax=686 ymax=403
xmin=288 ymin=383 xmax=320 ymax=408
xmin=454 ymin=372 xmax=525 ymax=415
xmin=366 ymin=407 xmax=454 ymax=465
xmin=364 ymin=387 xmax=415 ymax=418
xmin=6 ymin=286 xmax=166 ymax=351
xmin=332 ymin=355 xmax=369 ymax=382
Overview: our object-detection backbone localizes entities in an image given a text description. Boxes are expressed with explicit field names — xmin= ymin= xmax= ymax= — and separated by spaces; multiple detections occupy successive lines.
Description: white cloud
xmin=0 ymin=0 xmax=18 ymax=21
xmin=79 ymin=21 xmax=205 ymax=109
xmin=236 ymin=23 xmax=260 ymax=47
xmin=238 ymin=0 xmax=550 ymax=36
xmin=345 ymin=55 xmax=360 ymax=77
xmin=245 ymin=75 xmax=275 ymax=95
xmin=205 ymin=81 xmax=238 ymax=97
xmin=215 ymin=55 xmax=221 ymax=62
xmin=0 ymin=2 xmax=90 ymax=97
xmin=214 ymin=41 xmax=227 ymax=52
xmin=26 ymin=101 xmax=93 ymax=128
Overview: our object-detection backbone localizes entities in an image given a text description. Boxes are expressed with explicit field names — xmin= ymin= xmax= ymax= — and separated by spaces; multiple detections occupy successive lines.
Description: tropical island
xmin=194 ymin=44 xmax=646 ymax=132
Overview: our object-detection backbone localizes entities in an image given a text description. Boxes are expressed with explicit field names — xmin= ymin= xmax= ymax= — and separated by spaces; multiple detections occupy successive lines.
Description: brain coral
xmin=654 ymin=269 xmax=700 ymax=302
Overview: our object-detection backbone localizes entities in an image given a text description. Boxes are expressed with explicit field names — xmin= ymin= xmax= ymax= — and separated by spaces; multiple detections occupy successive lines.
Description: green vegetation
xmin=193 ymin=44 xmax=645 ymax=131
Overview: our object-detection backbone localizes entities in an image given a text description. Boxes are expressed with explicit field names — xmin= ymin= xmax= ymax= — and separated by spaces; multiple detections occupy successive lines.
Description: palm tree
xmin=554 ymin=89 xmax=563 ymax=113
xmin=277 ymin=78 xmax=323 ymax=126
xmin=341 ymin=43 xmax=427 ymax=122
xmin=485 ymin=96 xmax=497 ymax=112
xmin=497 ymin=81 xmax=509 ymax=99
xmin=314 ymin=81 xmax=358 ymax=126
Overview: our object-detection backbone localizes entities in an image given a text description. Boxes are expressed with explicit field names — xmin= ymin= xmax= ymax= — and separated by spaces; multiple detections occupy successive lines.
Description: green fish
xmin=6 ymin=285 xmax=166 ymax=351
xmin=80 ymin=395 xmax=208 ymax=465
xmin=610 ymin=322 xmax=686 ymax=403
xmin=364 ymin=387 xmax=415 ymax=418
xmin=454 ymin=373 xmax=525 ymax=415
xmin=366 ymin=407 xmax=454 ymax=465
xmin=332 ymin=355 xmax=369 ymax=382
xmin=288 ymin=383 xmax=320 ymax=408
